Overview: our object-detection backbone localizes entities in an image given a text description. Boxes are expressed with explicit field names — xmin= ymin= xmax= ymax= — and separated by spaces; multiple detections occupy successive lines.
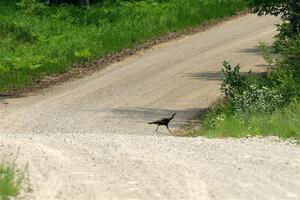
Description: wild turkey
xmin=148 ymin=113 xmax=176 ymax=133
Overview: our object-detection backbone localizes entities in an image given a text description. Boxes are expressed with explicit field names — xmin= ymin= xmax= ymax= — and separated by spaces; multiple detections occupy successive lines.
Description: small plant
xmin=259 ymin=42 xmax=276 ymax=66
xmin=0 ymin=161 xmax=28 ymax=200
xmin=221 ymin=61 xmax=249 ymax=99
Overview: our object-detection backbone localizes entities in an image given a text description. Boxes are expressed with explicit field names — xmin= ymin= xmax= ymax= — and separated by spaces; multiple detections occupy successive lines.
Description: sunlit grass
xmin=0 ymin=0 xmax=247 ymax=93
xmin=193 ymin=102 xmax=300 ymax=141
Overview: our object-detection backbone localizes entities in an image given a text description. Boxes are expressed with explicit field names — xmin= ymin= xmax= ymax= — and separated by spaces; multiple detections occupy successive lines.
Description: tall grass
xmin=195 ymin=101 xmax=300 ymax=140
xmin=0 ymin=0 xmax=247 ymax=93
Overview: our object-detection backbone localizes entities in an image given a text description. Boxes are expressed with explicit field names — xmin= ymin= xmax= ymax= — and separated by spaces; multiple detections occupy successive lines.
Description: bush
xmin=233 ymin=85 xmax=283 ymax=113
xmin=221 ymin=61 xmax=249 ymax=99
xmin=246 ymin=0 xmax=300 ymax=34
xmin=266 ymin=33 xmax=300 ymax=103
xmin=219 ymin=61 xmax=283 ymax=114
xmin=200 ymin=23 xmax=300 ymax=140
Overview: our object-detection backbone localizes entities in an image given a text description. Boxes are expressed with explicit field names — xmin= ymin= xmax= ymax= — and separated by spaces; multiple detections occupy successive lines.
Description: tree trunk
xmin=288 ymin=0 xmax=300 ymax=33
xmin=78 ymin=0 xmax=89 ymax=6
xmin=49 ymin=0 xmax=61 ymax=5
xmin=48 ymin=0 xmax=89 ymax=6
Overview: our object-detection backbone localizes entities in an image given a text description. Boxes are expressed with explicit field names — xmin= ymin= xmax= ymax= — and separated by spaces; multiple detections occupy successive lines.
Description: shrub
xmin=201 ymin=20 xmax=300 ymax=139
xmin=221 ymin=61 xmax=249 ymax=99
xmin=233 ymin=85 xmax=283 ymax=113
xmin=219 ymin=61 xmax=283 ymax=114
xmin=247 ymin=0 xmax=300 ymax=34
xmin=266 ymin=33 xmax=300 ymax=103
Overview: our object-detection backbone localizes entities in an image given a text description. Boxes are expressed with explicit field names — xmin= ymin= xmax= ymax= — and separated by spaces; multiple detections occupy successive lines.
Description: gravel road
xmin=0 ymin=14 xmax=299 ymax=200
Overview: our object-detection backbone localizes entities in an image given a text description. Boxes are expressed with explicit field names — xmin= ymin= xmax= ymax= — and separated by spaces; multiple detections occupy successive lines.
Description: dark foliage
xmin=221 ymin=61 xmax=249 ymax=99
xmin=247 ymin=0 xmax=300 ymax=34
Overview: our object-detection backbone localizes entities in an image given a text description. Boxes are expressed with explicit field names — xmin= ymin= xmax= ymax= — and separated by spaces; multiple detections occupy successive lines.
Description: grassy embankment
xmin=0 ymin=0 xmax=247 ymax=93
xmin=195 ymin=102 xmax=300 ymax=140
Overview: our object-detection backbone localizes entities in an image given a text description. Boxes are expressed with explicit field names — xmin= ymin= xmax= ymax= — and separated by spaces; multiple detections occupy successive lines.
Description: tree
xmin=248 ymin=0 xmax=300 ymax=33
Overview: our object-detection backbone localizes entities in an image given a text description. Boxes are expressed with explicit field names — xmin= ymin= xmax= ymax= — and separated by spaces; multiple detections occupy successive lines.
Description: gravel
xmin=0 ymin=14 xmax=299 ymax=200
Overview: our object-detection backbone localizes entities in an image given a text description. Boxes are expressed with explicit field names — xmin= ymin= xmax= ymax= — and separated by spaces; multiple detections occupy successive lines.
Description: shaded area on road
xmin=237 ymin=46 xmax=263 ymax=55
xmin=79 ymin=107 xmax=208 ymax=130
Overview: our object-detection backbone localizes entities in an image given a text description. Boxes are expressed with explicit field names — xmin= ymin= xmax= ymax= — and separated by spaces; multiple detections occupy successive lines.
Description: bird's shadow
xmin=82 ymin=106 xmax=208 ymax=130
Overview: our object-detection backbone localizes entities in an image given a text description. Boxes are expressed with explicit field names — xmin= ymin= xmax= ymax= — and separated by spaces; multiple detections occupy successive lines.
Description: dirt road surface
xmin=0 ymin=15 xmax=299 ymax=200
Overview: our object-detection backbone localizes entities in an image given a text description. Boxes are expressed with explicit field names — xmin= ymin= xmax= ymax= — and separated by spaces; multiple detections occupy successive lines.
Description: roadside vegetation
xmin=0 ymin=0 xmax=247 ymax=93
xmin=0 ymin=161 xmax=28 ymax=200
xmin=194 ymin=0 xmax=300 ymax=141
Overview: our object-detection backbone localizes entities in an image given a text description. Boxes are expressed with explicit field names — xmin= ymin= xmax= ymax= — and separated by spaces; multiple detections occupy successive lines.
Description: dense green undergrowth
xmin=195 ymin=2 xmax=300 ymax=140
xmin=0 ymin=0 xmax=247 ymax=93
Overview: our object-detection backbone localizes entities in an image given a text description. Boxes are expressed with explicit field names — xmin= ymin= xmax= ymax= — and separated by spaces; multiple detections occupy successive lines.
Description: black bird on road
xmin=148 ymin=113 xmax=176 ymax=133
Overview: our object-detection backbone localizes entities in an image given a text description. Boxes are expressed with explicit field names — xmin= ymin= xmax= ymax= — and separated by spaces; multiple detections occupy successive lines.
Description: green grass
xmin=0 ymin=162 xmax=26 ymax=200
xmin=0 ymin=0 xmax=247 ymax=93
xmin=193 ymin=101 xmax=300 ymax=140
